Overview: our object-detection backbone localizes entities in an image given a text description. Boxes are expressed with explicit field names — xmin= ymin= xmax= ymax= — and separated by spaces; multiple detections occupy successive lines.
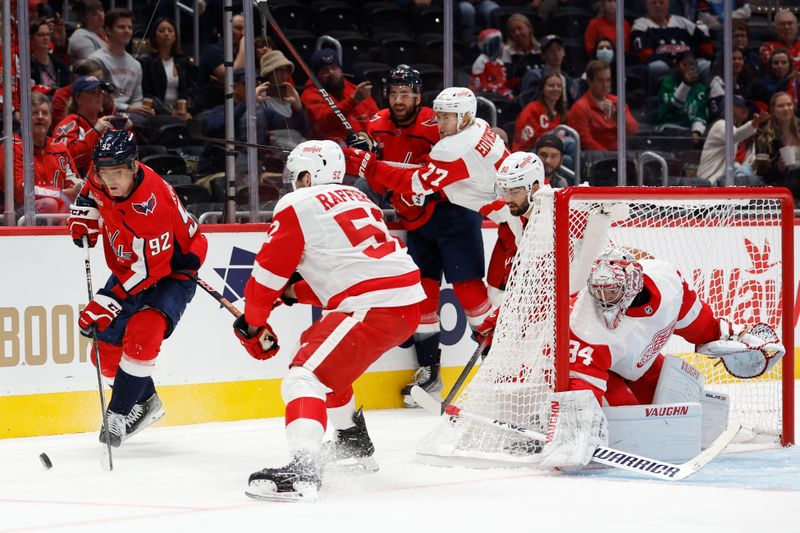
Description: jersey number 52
xmin=334 ymin=207 xmax=398 ymax=259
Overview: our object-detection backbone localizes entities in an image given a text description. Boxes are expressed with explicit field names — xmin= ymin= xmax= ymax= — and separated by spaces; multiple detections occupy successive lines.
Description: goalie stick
xmin=410 ymin=387 xmax=741 ymax=481
xmin=438 ymin=336 xmax=490 ymax=414
xmin=82 ymin=238 xmax=114 ymax=472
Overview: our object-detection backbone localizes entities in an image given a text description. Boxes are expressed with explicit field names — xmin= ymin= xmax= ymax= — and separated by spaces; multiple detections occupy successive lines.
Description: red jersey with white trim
xmin=244 ymin=184 xmax=425 ymax=327
xmin=0 ymin=135 xmax=80 ymax=207
xmin=487 ymin=216 xmax=526 ymax=291
xmin=367 ymin=118 xmax=511 ymax=223
xmin=366 ymin=106 xmax=441 ymax=230
xmin=567 ymin=259 xmax=721 ymax=401
xmin=54 ymin=113 xmax=102 ymax=176
xmin=79 ymin=163 xmax=207 ymax=301
xmin=513 ymin=100 xmax=562 ymax=152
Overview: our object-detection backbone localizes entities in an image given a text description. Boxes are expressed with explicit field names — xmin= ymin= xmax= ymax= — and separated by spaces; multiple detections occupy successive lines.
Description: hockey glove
xmin=343 ymin=146 xmax=377 ymax=180
xmin=345 ymin=130 xmax=379 ymax=155
xmin=696 ymin=319 xmax=785 ymax=379
xmin=79 ymin=289 xmax=122 ymax=336
xmin=233 ymin=315 xmax=279 ymax=361
xmin=68 ymin=196 xmax=101 ymax=248
xmin=475 ymin=308 xmax=499 ymax=357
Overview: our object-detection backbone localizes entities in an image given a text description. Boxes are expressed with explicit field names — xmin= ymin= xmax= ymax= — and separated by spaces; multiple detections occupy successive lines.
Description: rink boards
xmin=1 ymin=223 xmax=798 ymax=438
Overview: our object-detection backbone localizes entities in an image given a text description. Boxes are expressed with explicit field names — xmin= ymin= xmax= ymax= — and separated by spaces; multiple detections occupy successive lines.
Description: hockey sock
xmin=327 ymin=394 xmax=356 ymax=430
xmin=93 ymin=341 xmax=123 ymax=382
xmin=282 ymin=367 xmax=328 ymax=455
xmin=107 ymin=368 xmax=153 ymax=416
xmin=452 ymin=279 xmax=492 ymax=328
xmin=121 ymin=309 xmax=167 ymax=378
xmin=413 ymin=331 xmax=441 ymax=367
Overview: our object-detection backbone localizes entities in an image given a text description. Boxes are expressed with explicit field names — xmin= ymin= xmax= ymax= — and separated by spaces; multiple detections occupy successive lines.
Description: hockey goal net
xmin=417 ymin=187 xmax=795 ymax=467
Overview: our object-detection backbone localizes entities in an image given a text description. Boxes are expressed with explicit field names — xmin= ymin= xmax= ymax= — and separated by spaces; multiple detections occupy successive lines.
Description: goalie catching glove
xmin=696 ymin=319 xmax=785 ymax=379
xmin=233 ymin=315 xmax=279 ymax=361
xmin=540 ymin=390 xmax=608 ymax=470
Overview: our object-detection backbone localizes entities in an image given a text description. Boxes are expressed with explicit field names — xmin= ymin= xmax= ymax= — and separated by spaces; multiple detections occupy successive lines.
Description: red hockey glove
xmin=475 ymin=307 xmax=500 ymax=356
xmin=343 ymin=146 xmax=377 ymax=180
xmin=233 ymin=315 xmax=279 ymax=361
xmin=79 ymin=289 xmax=122 ymax=336
xmin=68 ymin=196 xmax=101 ymax=248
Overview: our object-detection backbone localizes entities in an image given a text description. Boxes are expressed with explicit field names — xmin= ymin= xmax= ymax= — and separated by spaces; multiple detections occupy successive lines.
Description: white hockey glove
xmin=696 ymin=320 xmax=786 ymax=379
xmin=540 ymin=390 xmax=608 ymax=470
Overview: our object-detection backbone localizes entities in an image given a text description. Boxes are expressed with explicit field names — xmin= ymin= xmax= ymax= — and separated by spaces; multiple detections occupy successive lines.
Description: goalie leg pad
xmin=540 ymin=390 xmax=609 ymax=469
xmin=652 ymin=355 xmax=704 ymax=405
xmin=603 ymin=402 xmax=702 ymax=462
xmin=700 ymin=390 xmax=729 ymax=449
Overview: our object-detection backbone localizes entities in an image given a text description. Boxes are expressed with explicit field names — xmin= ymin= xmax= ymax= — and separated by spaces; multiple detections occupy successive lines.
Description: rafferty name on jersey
xmin=316 ymin=188 xmax=372 ymax=211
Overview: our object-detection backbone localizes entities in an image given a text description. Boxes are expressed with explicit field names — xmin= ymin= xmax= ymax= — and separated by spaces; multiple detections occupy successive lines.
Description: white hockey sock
xmin=327 ymin=396 xmax=357 ymax=431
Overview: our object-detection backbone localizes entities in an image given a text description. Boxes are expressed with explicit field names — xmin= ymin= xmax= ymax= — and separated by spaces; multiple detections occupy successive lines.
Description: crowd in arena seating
xmin=1 ymin=0 xmax=799 ymax=225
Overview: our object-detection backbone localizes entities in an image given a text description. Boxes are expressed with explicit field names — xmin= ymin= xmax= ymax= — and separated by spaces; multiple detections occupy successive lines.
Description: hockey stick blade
xmin=413 ymin=387 xmax=741 ymax=481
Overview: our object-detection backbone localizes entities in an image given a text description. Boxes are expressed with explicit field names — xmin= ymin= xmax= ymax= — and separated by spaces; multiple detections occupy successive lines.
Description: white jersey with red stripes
xmin=244 ymin=184 xmax=425 ymax=326
xmin=569 ymin=259 xmax=720 ymax=387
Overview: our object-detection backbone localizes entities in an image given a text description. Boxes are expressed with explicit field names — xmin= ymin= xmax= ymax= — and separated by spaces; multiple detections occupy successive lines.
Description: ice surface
xmin=0 ymin=405 xmax=797 ymax=532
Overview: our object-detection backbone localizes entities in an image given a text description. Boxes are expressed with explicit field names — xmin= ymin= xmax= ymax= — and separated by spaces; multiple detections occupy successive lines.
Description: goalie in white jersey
xmin=233 ymin=140 xmax=425 ymax=501
xmin=570 ymin=247 xmax=786 ymax=406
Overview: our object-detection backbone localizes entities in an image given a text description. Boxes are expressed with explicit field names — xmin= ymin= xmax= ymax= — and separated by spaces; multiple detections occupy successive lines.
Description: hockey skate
xmin=246 ymin=453 xmax=322 ymax=502
xmin=321 ymin=408 xmax=379 ymax=473
xmin=98 ymin=411 xmax=127 ymax=448
xmin=401 ymin=365 xmax=442 ymax=408
xmin=99 ymin=393 xmax=165 ymax=447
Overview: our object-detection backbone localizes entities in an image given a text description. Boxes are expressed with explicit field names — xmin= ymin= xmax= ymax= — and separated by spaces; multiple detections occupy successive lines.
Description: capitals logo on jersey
xmin=132 ymin=193 xmax=157 ymax=216
xmin=108 ymin=230 xmax=133 ymax=261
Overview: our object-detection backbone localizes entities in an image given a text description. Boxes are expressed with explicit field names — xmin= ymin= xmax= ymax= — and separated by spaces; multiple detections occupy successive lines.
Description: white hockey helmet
xmin=587 ymin=247 xmax=644 ymax=330
xmin=496 ymin=152 xmax=546 ymax=194
xmin=283 ymin=140 xmax=345 ymax=190
xmin=433 ymin=87 xmax=477 ymax=127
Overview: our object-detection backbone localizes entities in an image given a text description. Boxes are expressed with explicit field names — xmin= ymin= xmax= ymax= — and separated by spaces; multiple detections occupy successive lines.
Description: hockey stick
xmin=437 ymin=336 xmax=489 ymax=414
xmin=82 ymin=238 xmax=114 ymax=472
xmin=179 ymin=271 xmax=242 ymax=318
xmin=411 ymin=387 xmax=741 ymax=481
xmin=254 ymin=0 xmax=355 ymax=134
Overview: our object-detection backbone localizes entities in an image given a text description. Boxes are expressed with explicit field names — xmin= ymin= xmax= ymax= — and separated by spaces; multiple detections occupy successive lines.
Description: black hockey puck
xmin=39 ymin=453 xmax=52 ymax=470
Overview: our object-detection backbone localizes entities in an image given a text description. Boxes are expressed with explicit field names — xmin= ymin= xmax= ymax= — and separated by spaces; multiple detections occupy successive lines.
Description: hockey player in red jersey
xmin=361 ymin=69 xmax=494 ymax=406
xmin=233 ymin=140 xmax=424 ymax=501
xmin=67 ymin=130 xmax=208 ymax=447
xmin=568 ymin=247 xmax=786 ymax=406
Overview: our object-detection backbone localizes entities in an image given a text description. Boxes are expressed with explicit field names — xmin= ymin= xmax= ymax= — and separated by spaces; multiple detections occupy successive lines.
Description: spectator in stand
xmin=584 ymin=0 xmax=631 ymax=56
xmin=536 ymin=134 xmax=571 ymax=188
xmin=514 ymin=73 xmax=566 ymax=152
xmin=696 ymin=0 xmax=751 ymax=32
xmin=567 ymin=60 xmax=638 ymax=151
xmin=68 ymin=0 xmax=107 ymax=61
xmin=755 ymin=91 xmax=800 ymax=187
xmin=257 ymin=50 xmax=307 ymax=134
xmin=300 ymin=48 xmax=379 ymax=144
xmin=471 ymin=29 xmax=512 ymax=98
xmin=30 ymin=17 xmax=70 ymax=90
xmin=51 ymin=59 xmax=115 ymax=125
xmin=89 ymin=9 xmax=155 ymax=124
xmin=732 ymin=19 xmax=761 ymax=74
xmin=753 ymin=49 xmax=800 ymax=112
xmin=139 ymin=18 xmax=194 ymax=120
xmin=708 ymin=47 xmax=756 ymax=123
xmin=698 ymin=95 xmax=768 ymax=185
xmin=204 ymin=68 xmax=282 ymax=142
xmin=759 ymin=9 xmax=800 ymax=72
xmin=0 ymin=92 xmax=81 ymax=214
xmin=501 ymin=13 xmax=542 ymax=93
xmin=631 ymin=0 xmax=713 ymax=80
xmin=655 ymin=51 xmax=709 ymax=144
xmin=54 ymin=75 xmax=127 ymax=176
xmin=582 ymin=38 xmax=619 ymax=94
xmin=518 ymin=34 xmax=580 ymax=108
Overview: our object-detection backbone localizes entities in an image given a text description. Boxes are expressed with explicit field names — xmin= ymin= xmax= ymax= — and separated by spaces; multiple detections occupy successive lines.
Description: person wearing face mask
xmin=585 ymin=0 xmax=631 ymax=56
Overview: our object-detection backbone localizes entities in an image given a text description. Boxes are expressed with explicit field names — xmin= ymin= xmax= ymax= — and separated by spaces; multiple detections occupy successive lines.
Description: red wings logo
xmin=132 ymin=193 xmax=157 ymax=216
xmin=636 ymin=318 xmax=677 ymax=368
xmin=744 ymin=238 xmax=778 ymax=274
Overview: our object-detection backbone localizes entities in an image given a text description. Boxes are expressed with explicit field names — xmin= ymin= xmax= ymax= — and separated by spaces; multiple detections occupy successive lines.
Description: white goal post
xmin=417 ymin=187 xmax=795 ymax=467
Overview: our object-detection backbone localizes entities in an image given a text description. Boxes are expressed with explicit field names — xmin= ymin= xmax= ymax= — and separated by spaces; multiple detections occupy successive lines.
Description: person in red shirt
xmin=66 ymin=129 xmax=208 ymax=448
xmin=566 ymin=60 xmax=638 ymax=151
xmin=54 ymin=75 xmax=124 ymax=176
xmin=585 ymin=0 xmax=631 ymax=56
xmin=51 ymin=59 xmax=115 ymax=126
xmin=0 ymin=92 xmax=81 ymax=214
xmin=513 ymin=73 xmax=567 ymax=152
xmin=300 ymin=48 xmax=379 ymax=144
xmin=471 ymin=28 xmax=512 ymax=98
xmin=759 ymin=9 xmax=800 ymax=71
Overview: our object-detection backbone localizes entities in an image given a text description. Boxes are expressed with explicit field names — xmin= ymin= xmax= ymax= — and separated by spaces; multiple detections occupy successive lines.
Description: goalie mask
xmin=283 ymin=140 xmax=345 ymax=190
xmin=587 ymin=247 xmax=644 ymax=330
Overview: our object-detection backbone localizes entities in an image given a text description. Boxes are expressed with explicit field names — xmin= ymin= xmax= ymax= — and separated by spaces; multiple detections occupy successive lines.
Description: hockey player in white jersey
xmin=232 ymin=140 xmax=425 ymax=501
xmin=343 ymin=86 xmax=511 ymax=223
xmin=568 ymin=247 xmax=786 ymax=406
